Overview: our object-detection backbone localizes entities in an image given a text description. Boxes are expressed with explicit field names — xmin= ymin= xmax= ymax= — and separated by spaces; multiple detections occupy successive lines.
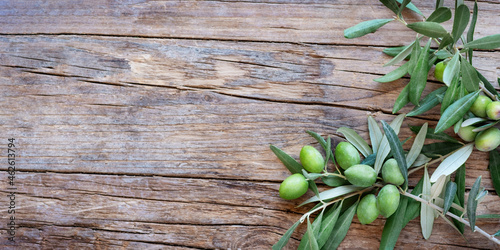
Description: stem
xmin=299 ymin=186 xmax=374 ymax=223
xmin=323 ymin=172 xmax=347 ymax=180
xmin=401 ymin=191 xmax=500 ymax=245
xmin=480 ymin=82 xmax=499 ymax=101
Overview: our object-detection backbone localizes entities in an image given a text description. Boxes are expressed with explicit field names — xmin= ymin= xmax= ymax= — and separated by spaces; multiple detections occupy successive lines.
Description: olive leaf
xmin=406 ymin=87 xmax=446 ymax=117
xmin=303 ymin=217 xmax=320 ymax=250
xmin=421 ymin=142 xmax=462 ymax=158
xmin=272 ymin=219 xmax=301 ymax=250
xmin=406 ymin=123 xmax=427 ymax=167
xmin=441 ymin=76 xmax=460 ymax=113
xmin=443 ymin=53 xmax=460 ymax=86
xmin=299 ymin=185 xmax=363 ymax=206
xmin=488 ymin=150 xmax=500 ymax=198
xmin=467 ymin=1 xmax=478 ymax=63
xmin=270 ymin=145 xmax=304 ymax=174
xmin=397 ymin=0 xmax=423 ymax=15
xmin=382 ymin=120 xmax=409 ymax=188
xmin=438 ymin=33 xmax=454 ymax=50
xmin=375 ymin=114 xmax=405 ymax=174
xmin=322 ymin=173 xmax=347 ymax=187
xmin=368 ymin=116 xmax=383 ymax=154
xmin=337 ymin=127 xmax=372 ymax=157
xmin=380 ymin=196 xmax=409 ymax=249
xmin=467 ymin=176 xmax=482 ymax=231
xmin=477 ymin=214 xmax=500 ymax=219
xmin=430 ymin=143 xmax=474 ymax=182
xmin=384 ymin=41 xmax=415 ymax=67
xmin=410 ymin=126 xmax=459 ymax=143
xmin=455 ymin=164 xmax=466 ymax=207
xmin=393 ymin=84 xmax=410 ymax=113
xmin=383 ymin=46 xmax=407 ymax=57
xmin=451 ymin=4 xmax=470 ymax=43
xmin=317 ymin=202 xmax=342 ymax=249
xmin=408 ymin=39 xmax=421 ymax=75
xmin=464 ymin=34 xmax=500 ymax=50
xmin=426 ymin=7 xmax=452 ymax=23
xmin=380 ymin=0 xmax=400 ymax=15
xmin=407 ymin=22 xmax=448 ymax=38
xmin=434 ymin=90 xmax=480 ymax=133
xmin=411 ymin=154 xmax=431 ymax=167
xmin=430 ymin=175 xmax=447 ymax=200
xmin=324 ymin=136 xmax=332 ymax=169
xmin=421 ymin=167 xmax=434 ymax=240
xmin=472 ymin=121 xmax=499 ymax=132
xmin=375 ymin=62 xmax=409 ymax=83
xmin=436 ymin=50 xmax=453 ymax=59
xmin=409 ymin=39 xmax=432 ymax=105
xmin=450 ymin=195 xmax=465 ymax=234
xmin=344 ymin=19 xmax=394 ymax=39
xmin=461 ymin=117 xmax=487 ymax=127
xmin=443 ymin=181 xmax=458 ymax=214
xmin=435 ymin=0 xmax=443 ymax=9
xmin=461 ymin=57 xmax=480 ymax=92
xmin=494 ymin=230 xmax=500 ymax=237
xmin=321 ymin=201 xmax=358 ymax=250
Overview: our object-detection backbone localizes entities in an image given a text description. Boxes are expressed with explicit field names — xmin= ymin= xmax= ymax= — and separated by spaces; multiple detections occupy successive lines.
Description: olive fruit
xmin=344 ymin=164 xmax=377 ymax=187
xmin=357 ymin=194 xmax=379 ymax=225
xmin=381 ymin=158 xmax=404 ymax=186
xmin=300 ymin=145 xmax=324 ymax=173
xmin=486 ymin=101 xmax=500 ymax=120
xmin=377 ymin=184 xmax=400 ymax=218
xmin=457 ymin=125 xmax=478 ymax=142
xmin=279 ymin=173 xmax=309 ymax=200
xmin=434 ymin=61 xmax=446 ymax=83
xmin=335 ymin=142 xmax=361 ymax=170
xmin=469 ymin=95 xmax=492 ymax=118
xmin=475 ymin=127 xmax=500 ymax=152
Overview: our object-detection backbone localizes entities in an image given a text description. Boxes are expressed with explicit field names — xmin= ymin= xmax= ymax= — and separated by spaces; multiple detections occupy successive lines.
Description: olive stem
xmin=322 ymin=172 xmax=347 ymax=180
xmin=480 ymin=82 xmax=499 ymax=102
xmin=401 ymin=191 xmax=500 ymax=245
xmin=299 ymin=186 xmax=374 ymax=223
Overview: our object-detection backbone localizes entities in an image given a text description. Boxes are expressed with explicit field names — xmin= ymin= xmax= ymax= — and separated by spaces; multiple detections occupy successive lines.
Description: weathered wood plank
xmin=1 ymin=172 xmax=499 ymax=248
xmin=1 ymin=0 xmax=499 ymax=46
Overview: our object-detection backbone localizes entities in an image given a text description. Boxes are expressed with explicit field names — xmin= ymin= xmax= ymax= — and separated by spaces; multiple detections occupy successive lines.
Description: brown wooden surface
xmin=0 ymin=0 xmax=499 ymax=249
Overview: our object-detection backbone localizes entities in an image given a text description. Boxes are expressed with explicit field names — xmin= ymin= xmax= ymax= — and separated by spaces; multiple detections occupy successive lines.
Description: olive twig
xmin=480 ymin=82 xmax=500 ymax=102
xmin=401 ymin=191 xmax=500 ymax=245
xmin=300 ymin=186 xmax=375 ymax=222
xmin=322 ymin=172 xmax=347 ymax=180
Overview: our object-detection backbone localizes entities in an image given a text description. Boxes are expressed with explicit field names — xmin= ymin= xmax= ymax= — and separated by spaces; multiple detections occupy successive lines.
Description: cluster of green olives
xmin=434 ymin=62 xmax=500 ymax=152
xmin=278 ymin=141 xmax=403 ymax=224
xmin=458 ymin=95 xmax=500 ymax=151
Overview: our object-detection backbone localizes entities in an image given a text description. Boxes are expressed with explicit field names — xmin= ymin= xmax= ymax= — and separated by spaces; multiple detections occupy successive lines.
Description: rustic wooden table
xmin=1 ymin=0 xmax=499 ymax=249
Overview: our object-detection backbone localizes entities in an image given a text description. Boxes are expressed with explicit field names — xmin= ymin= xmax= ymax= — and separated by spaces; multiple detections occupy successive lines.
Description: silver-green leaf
xmin=337 ymin=127 xmax=372 ymax=157
xmin=427 ymin=7 xmax=452 ymax=23
xmin=443 ymin=53 xmax=460 ymax=86
xmin=407 ymin=22 xmax=448 ymax=38
xmin=430 ymin=144 xmax=474 ymax=182
xmin=344 ymin=19 xmax=394 ymax=39
xmin=407 ymin=123 xmax=428 ymax=167
xmin=421 ymin=167 xmax=434 ymax=240
xmin=467 ymin=176 xmax=482 ymax=231
xmin=299 ymin=185 xmax=363 ymax=206
xmin=435 ymin=91 xmax=480 ymax=133
xmin=464 ymin=34 xmax=500 ymax=50
xmin=451 ymin=4 xmax=470 ymax=43
xmin=272 ymin=219 xmax=301 ymax=250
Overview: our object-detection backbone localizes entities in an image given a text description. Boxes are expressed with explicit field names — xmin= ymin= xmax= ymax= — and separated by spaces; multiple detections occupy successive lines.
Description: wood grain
xmin=0 ymin=0 xmax=499 ymax=249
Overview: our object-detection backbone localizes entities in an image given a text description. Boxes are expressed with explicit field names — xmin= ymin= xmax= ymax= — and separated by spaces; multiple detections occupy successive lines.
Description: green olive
xmin=475 ymin=127 xmax=500 ymax=152
xmin=486 ymin=101 xmax=500 ymax=120
xmin=357 ymin=194 xmax=379 ymax=225
xmin=279 ymin=173 xmax=309 ymax=200
xmin=469 ymin=95 xmax=492 ymax=118
xmin=381 ymin=158 xmax=404 ymax=186
xmin=434 ymin=61 xmax=446 ymax=83
xmin=300 ymin=145 xmax=324 ymax=173
xmin=458 ymin=125 xmax=478 ymax=142
xmin=344 ymin=164 xmax=377 ymax=187
xmin=334 ymin=142 xmax=360 ymax=170
xmin=377 ymin=184 xmax=400 ymax=218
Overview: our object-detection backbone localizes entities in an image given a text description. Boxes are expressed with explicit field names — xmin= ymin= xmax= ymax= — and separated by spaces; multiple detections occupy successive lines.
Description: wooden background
xmin=0 ymin=0 xmax=499 ymax=249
